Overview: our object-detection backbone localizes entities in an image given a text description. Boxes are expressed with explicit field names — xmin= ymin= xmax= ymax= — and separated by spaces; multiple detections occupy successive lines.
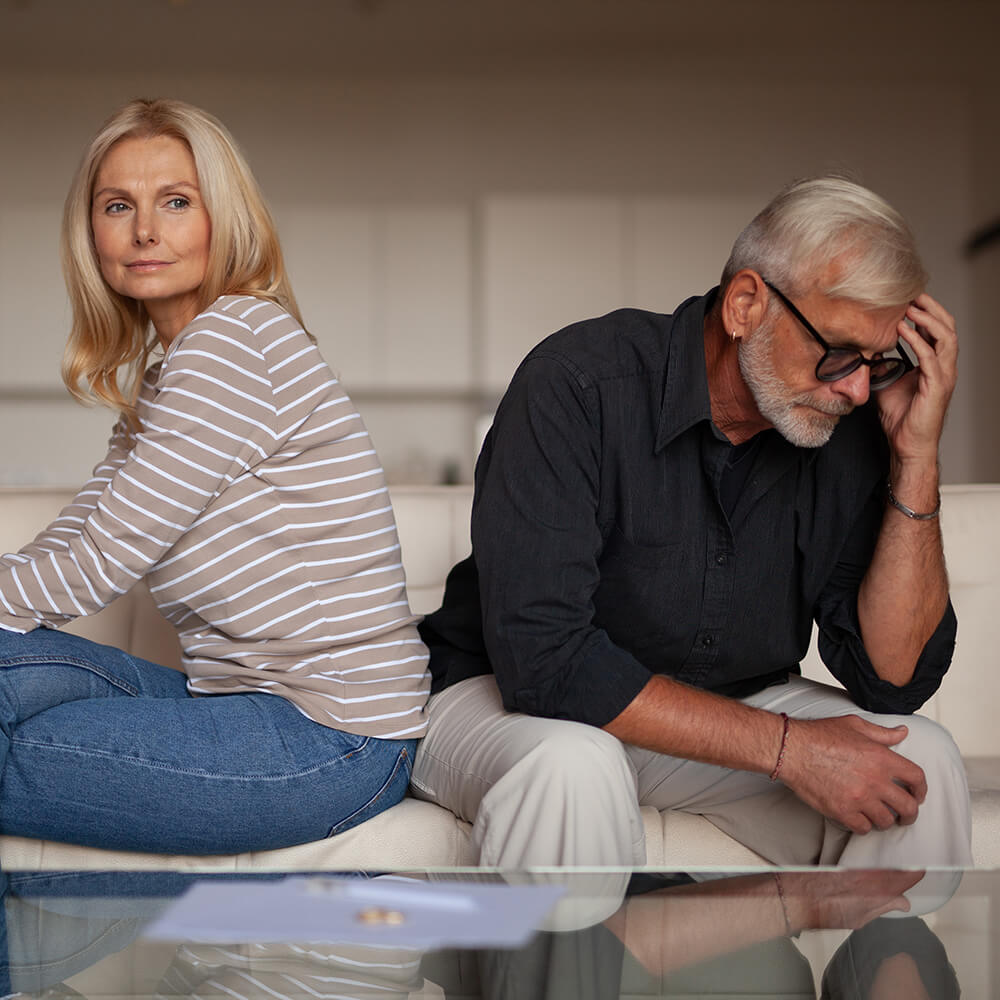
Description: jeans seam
xmin=342 ymin=736 xmax=372 ymax=761
xmin=8 ymin=737 xmax=377 ymax=782
xmin=8 ymin=918 xmax=137 ymax=975
xmin=327 ymin=745 xmax=410 ymax=837
xmin=0 ymin=654 xmax=140 ymax=697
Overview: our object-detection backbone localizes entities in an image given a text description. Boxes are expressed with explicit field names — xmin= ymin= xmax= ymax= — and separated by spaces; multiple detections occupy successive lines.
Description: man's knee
xmin=833 ymin=712 xmax=972 ymax=869
xmin=513 ymin=722 xmax=637 ymax=799
xmin=892 ymin=714 xmax=964 ymax=776
xmin=477 ymin=722 xmax=644 ymax=867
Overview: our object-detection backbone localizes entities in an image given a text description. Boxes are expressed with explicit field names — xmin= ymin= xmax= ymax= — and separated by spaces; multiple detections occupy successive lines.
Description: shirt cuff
xmin=507 ymin=630 xmax=654 ymax=728
xmin=818 ymin=599 xmax=957 ymax=715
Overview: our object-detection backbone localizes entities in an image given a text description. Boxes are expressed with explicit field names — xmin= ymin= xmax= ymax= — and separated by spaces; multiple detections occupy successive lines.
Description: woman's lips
xmin=126 ymin=260 xmax=172 ymax=272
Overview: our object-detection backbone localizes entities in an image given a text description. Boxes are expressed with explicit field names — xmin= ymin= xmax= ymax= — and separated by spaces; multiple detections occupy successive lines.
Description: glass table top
xmin=1 ymin=867 xmax=987 ymax=998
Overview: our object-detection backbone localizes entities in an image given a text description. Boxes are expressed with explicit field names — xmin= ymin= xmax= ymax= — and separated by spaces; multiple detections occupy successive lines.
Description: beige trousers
xmin=411 ymin=673 xmax=973 ymax=870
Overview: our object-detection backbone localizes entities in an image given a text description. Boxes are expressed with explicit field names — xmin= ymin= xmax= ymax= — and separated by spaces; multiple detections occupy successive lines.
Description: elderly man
xmin=412 ymin=177 xmax=971 ymax=869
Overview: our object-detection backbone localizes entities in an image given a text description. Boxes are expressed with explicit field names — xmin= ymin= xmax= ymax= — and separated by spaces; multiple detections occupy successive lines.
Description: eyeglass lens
xmin=817 ymin=350 xmax=907 ymax=387
xmin=762 ymin=278 xmax=912 ymax=390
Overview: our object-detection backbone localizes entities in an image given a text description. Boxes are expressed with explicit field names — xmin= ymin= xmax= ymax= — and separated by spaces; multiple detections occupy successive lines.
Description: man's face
xmin=739 ymin=285 xmax=907 ymax=448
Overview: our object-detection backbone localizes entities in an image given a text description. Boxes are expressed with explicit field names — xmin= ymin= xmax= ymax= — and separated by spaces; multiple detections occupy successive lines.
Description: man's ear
xmin=722 ymin=270 xmax=768 ymax=340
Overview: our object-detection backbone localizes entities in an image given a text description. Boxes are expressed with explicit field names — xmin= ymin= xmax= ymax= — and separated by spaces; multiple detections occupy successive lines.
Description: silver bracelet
xmin=886 ymin=479 xmax=941 ymax=520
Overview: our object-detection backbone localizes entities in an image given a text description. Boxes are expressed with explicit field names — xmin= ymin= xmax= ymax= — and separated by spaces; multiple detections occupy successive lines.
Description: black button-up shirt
xmin=421 ymin=291 xmax=956 ymax=727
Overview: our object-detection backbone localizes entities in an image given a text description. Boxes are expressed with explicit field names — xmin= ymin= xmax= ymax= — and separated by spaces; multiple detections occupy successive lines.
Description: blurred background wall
xmin=1 ymin=0 xmax=997 ymax=486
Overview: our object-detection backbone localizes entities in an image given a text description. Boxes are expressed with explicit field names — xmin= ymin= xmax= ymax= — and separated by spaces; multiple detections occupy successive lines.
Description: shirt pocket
xmin=593 ymin=525 xmax=692 ymax=652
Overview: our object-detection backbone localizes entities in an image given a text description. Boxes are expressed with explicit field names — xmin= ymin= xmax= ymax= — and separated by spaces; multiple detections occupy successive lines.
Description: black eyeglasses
xmin=762 ymin=279 xmax=913 ymax=391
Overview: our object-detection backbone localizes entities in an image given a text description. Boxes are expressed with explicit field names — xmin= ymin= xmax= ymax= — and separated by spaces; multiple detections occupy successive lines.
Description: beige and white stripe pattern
xmin=157 ymin=940 xmax=424 ymax=998
xmin=0 ymin=295 xmax=430 ymax=738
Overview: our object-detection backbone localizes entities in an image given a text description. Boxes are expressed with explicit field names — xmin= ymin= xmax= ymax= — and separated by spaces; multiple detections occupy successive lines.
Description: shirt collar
xmin=654 ymin=288 xmax=717 ymax=453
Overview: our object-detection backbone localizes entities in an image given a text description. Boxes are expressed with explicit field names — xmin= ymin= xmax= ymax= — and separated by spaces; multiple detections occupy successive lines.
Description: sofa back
xmin=921 ymin=485 xmax=1000 ymax=756
xmin=1 ymin=483 xmax=997 ymax=754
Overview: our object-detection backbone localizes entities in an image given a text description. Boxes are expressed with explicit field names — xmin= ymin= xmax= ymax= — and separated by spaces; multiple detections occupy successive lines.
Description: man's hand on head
xmin=857 ymin=292 xmax=954 ymax=682
xmin=777 ymin=715 xmax=927 ymax=834
xmin=875 ymin=292 xmax=958 ymax=469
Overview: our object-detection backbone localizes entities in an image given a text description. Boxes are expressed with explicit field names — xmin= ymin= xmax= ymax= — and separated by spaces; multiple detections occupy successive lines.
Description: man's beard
xmin=738 ymin=321 xmax=853 ymax=448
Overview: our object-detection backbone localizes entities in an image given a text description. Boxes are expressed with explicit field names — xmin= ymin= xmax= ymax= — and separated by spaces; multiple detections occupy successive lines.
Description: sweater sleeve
xmin=0 ymin=302 xmax=277 ymax=633
xmin=0 ymin=419 xmax=132 ymax=628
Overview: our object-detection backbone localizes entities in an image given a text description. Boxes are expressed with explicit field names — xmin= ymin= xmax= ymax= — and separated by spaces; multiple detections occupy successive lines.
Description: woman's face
xmin=91 ymin=134 xmax=211 ymax=347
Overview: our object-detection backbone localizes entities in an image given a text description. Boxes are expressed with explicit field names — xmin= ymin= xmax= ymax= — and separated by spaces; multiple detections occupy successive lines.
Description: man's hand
xmin=779 ymin=715 xmax=927 ymax=834
xmin=876 ymin=292 xmax=958 ymax=466
xmin=779 ymin=869 xmax=923 ymax=930
xmin=605 ymin=676 xmax=928 ymax=833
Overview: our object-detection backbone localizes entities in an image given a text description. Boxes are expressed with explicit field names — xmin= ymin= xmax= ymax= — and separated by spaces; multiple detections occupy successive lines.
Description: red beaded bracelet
xmin=769 ymin=712 xmax=791 ymax=781
xmin=773 ymin=872 xmax=793 ymax=936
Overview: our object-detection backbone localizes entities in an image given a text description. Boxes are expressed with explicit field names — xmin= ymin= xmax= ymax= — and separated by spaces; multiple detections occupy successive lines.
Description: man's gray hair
xmin=720 ymin=176 xmax=927 ymax=308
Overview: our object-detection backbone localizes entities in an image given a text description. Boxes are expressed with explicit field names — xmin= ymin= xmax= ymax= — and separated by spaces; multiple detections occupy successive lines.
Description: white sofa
xmin=0 ymin=483 xmax=997 ymax=871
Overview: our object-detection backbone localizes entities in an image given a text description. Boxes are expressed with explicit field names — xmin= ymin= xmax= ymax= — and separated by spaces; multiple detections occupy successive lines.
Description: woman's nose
xmin=132 ymin=210 xmax=157 ymax=245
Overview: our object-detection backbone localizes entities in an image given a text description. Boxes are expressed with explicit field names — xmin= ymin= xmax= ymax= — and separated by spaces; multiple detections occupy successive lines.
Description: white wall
xmin=0 ymin=1 xmax=995 ymax=486
xmin=968 ymin=83 xmax=1000 ymax=482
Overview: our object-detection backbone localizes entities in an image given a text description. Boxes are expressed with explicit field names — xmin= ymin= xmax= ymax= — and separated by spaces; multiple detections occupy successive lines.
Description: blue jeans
xmin=0 ymin=628 xmax=415 ymax=855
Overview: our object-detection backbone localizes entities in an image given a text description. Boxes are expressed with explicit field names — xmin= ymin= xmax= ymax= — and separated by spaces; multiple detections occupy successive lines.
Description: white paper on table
xmin=141 ymin=875 xmax=565 ymax=950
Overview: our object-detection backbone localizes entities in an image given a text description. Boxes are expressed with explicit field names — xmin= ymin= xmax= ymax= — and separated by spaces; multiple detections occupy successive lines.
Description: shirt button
xmin=715 ymin=553 xmax=728 ymax=566
xmin=701 ymin=634 xmax=715 ymax=648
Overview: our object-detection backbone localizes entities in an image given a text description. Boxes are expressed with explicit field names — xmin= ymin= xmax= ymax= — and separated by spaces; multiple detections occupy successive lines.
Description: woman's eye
xmin=105 ymin=201 xmax=130 ymax=214
xmin=166 ymin=197 xmax=190 ymax=210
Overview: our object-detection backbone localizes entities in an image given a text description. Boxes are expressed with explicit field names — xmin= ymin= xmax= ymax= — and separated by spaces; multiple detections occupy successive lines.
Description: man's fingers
xmin=902 ymin=760 xmax=928 ymax=804
xmin=848 ymin=776 xmax=922 ymax=834
xmin=879 ymin=778 xmax=922 ymax=826
xmin=869 ymin=895 xmax=911 ymax=921
xmin=864 ymin=802 xmax=900 ymax=832
xmin=843 ymin=813 xmax=873 ymax=835
xmin=787 ymin=716 xmax=930 ymax=833
xmin=879 ymin=870 xmax=926 ymax=896
xmin=856 ymin=718 xmax=908 ymax=746
xmin=911 ymin=292 xmax=955 ymax=330
xmin=905 ymin=298 xmax=959 ymax=364
xmin=898 ymin=321 xmax=940 ymax=366
xmin=884 ymin=747 xmax=928 ymax=804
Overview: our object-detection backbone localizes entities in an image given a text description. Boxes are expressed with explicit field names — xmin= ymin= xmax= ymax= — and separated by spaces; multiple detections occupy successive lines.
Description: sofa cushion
xmin=0 ymin=484 xmax=997 ymax=871
xmin=0 ymin=797 xmax=477 ymax=870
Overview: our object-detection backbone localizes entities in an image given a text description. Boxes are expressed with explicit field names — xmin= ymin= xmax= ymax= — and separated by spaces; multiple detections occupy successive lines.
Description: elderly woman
xmin=0 ymin=99 xmax=429 ymax=854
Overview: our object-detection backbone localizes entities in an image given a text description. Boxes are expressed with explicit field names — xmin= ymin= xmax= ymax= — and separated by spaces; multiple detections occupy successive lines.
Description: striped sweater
xmin=0 ymin=295 xmax=430 ymax=738
xmin=160 ymin=940 xmax=422 ymax=998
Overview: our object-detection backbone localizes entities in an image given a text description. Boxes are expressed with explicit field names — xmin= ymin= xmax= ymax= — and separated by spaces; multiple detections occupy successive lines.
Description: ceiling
xmin=1 ymin=0 xmax=998 ymax=81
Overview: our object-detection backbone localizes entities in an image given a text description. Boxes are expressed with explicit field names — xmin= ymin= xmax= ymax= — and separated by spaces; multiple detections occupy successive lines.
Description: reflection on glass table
xmin=0 ymin=867 xmax=981 ymax=999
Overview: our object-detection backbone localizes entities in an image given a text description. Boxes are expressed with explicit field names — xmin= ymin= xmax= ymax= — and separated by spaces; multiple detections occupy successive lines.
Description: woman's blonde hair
xmin=61 ymin=98 xmax=303 ymax=426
